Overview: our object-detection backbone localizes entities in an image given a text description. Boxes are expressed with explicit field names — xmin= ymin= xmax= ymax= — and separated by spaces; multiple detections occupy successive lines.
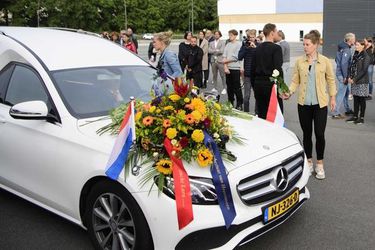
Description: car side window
xmin=4 ymin=65 xmax=49 ymax=106
xmin=0 ymin=65 xmax=14 ymax=104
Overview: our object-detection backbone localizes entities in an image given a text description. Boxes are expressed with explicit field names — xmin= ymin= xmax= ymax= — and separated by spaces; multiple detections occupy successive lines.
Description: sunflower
xmin=185 ymin=114 xmax=195 ymax=124
xmin=166 ymin=128 xmax=177 ymax=139
xmin=191 ymin=98 xmax=206 ymax=115
xmin=163 ymin=119 xmax=171 ymax=128
xmin=197 ymin=148 xmax=213 ymax=167
xmin=156 ymin=159 xmax=173 ymax=175
xmin=191 ymin=110 xmax=202 ymax=122
xmin=142 ymin=116 xmax=154 ymax=126
xmin=191 ymin=129 xmax=204 ymax=143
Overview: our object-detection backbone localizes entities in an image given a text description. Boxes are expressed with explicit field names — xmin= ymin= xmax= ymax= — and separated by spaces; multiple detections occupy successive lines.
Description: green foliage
xmin=1 ymin=0 xmax=218 ymax=34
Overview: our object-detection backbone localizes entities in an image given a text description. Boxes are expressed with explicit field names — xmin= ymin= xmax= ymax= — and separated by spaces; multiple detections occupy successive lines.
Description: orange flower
xmin=142 ymin=116 xmax=154 ymax=126
xmin=185 ymin=114 xmax=195 ymax=124
xmin=143 ymin=103 xmax=151 ymax=111
xmin=185 ymin=104 xmax=194 ymax=110
xmin=163 ymin=119 xmax=171 ymax=128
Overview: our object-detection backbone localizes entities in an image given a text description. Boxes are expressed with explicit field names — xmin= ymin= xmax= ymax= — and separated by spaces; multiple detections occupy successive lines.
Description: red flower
xmin=173 ymin=77 xmax=190 ymax=97
xmin=203 ymin=118 xmax=211 ymax=128
xmin=179 ymin=137 xmax=189 ymax=148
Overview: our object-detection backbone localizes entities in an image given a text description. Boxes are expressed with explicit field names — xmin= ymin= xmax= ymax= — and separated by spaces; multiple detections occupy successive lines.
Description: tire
xmin=85 ymin=180 xmax=154 ymax=250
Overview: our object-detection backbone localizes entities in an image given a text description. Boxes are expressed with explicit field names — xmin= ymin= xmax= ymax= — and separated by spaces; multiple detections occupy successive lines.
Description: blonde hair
xmin=153 ymin=31 xmax=173 ymax=46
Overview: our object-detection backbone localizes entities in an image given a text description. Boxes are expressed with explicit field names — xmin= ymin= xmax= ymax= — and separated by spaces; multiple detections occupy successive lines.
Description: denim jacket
xmin=159 ymin=48 xmax=183 ymax=78
xmin=335 ymin=41 xmax=352 ymax=79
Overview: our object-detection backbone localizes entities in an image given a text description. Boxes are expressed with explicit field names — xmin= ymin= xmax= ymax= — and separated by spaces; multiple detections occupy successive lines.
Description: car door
xmin=0 ymin=63 xmax=63 ymax=205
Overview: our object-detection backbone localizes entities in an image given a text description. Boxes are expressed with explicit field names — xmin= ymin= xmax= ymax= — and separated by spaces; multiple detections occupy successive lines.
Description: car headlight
xmin=155 ymin=176 xmax=218 ymax=205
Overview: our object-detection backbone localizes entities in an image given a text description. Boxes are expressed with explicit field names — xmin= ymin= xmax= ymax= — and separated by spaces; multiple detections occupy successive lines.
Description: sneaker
xmin=366 ymin=95 xmax=372 ymax=100
xmin=346 ymin=116 xmax=358 ymax=123
xmin=354 ymin=117 xmax=364 ymax=124
xmin=307 ymin=161 xmax=314 ymax=174
xmin=348 ymin=94 xmax=353 ymax=100
xmin=221 ymin=88 xmax=227 ymax=95
xmin=211 ymin=88 xmax=218 ymax=93
xmin=315 ymin=164 xmax=325 ymax=180
xmin=345 ymin=110 xmax=354 ymax=115
xmin=331 ymin=114 xmax=345 ymax=119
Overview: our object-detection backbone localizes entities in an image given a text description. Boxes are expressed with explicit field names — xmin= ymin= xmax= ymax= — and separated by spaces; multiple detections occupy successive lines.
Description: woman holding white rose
xmin=287 ymin=30 xmax=336 ymax=180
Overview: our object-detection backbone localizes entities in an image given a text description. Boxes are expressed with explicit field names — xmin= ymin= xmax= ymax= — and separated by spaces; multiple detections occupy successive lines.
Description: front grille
xmin=237 ymin=151 xmax=304 ymax=205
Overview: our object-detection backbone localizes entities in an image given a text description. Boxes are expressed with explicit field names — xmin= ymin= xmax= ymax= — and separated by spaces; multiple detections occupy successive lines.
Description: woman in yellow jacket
xmin=286 ymin=30 xmax=336 ymax=180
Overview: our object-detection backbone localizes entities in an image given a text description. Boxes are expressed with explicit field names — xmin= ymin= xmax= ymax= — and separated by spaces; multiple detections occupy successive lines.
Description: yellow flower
xmin=156 ymin=159 xmax=173 ymax=175
xmin=135 ymin=111 xmax=143 ymax=121
xmin=166 ymin=128 xmax=177 ymax=139
xmin=214 ymin=103 xmax=221 ymax=111
xmin=191 ymin=110 xmax=202 ymax=121
xmin=192 ymin=129 xmax=204 ymax=143
xmin=149 ymin=106 xmax=156 ymax=113
xmin=191 ymin=98 xmax=206 ymax=114
xmin=164 ymin=106 xmax=174 ymax=111
xmin=156 ymin=108 xmax=161 ymax=114
xmin=169 ymin=94 xmax=181 ymax=102
xmin=197 ymin=148 xmax=213 ymax=167
xmin=184 ymin=97 xmax=190 ymax=103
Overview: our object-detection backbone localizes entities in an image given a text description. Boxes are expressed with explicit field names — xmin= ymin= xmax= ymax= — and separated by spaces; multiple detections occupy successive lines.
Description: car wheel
xmin=85 ymin=181 xmax=153 ymax=250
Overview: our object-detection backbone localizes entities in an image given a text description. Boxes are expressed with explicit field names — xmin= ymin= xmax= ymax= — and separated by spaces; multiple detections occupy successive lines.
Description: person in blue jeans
xmin=331 ymin=33 xmax=356 ymax=119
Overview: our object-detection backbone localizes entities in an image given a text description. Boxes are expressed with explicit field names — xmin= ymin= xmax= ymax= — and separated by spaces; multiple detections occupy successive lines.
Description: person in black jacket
xmin=346 ymin=39 xmax=372 ymax=124
xmin=178 ymin=31 xmax=192 ymax=72
xmin=238 ymin=29 xmax=257 ymax=113
xmin=252 ymin=23 xmax=284 ymax=119
xmin=186 ymin=36 xmax=203 ymax=89
xmin=365 ymin=36 xmax=374 ymax=100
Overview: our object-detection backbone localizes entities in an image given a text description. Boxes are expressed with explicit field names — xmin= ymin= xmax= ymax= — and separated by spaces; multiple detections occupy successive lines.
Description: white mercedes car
xmin=0 ymin=27 xmax=310 ymax=250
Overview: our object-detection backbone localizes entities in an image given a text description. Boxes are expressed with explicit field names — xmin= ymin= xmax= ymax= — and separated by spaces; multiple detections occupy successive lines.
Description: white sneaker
xmin=211 ymin=88 xmax=218 ymax=93
xmin=315 ymin=164 xmax=325 ymax=179
xmin=348 ymin=94 xmax=353 ymax=101
xmin=221 ymin=88 xmax=227 ymax=95
xmin=307 ymin=161 xmax=314 ymax=175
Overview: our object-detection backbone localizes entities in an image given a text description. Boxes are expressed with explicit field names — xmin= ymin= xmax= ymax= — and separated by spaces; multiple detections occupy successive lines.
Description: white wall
xmin=218 ymin=0 xmax=276 ymax=15
xmin=219 ymin=23 xmax=323 ymax=42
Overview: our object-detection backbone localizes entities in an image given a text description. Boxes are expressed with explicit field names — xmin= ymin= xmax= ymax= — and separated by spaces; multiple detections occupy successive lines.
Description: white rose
xmin=272 ymin=69 xmax=280 ymax=77
xmin=171 ymin=139 xmax=177 ymax=145
xmin=213 ymin=133 xmax=220 ymax=139
xmin=153 ymin=152 xmax=159 ymax=158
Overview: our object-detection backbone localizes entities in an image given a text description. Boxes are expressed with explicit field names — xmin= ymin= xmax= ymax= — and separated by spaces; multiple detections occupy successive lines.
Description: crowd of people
xmin=101 ymin=24 xmax=374 ymax=180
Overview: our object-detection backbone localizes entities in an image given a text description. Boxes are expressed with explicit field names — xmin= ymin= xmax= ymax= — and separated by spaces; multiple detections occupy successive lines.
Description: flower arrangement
xmin=99 ymin=77 xmax=246 ymax=185
xmin=98 ymin=75 xmax=251 ymax=229
xmin=270 ymin=69 xmax=289 ymax=94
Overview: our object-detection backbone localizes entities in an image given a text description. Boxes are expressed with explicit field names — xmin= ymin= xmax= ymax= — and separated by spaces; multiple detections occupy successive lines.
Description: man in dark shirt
xmin=252 ymin=23 xmax=284 ymax=119
xmin=186 ymin=36 xmax=204 ymax=89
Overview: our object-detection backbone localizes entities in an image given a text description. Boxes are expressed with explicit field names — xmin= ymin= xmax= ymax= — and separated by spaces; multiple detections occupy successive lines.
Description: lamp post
xmin=37 ymin=0 xmax=40 ymax=27
xmin=124 ymin=0 xmax=128 ymax=30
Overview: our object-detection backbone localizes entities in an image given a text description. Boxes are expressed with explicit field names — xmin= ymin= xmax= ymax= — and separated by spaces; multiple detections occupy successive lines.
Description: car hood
xmin=77 ymin=116 xmax=298 ymax=176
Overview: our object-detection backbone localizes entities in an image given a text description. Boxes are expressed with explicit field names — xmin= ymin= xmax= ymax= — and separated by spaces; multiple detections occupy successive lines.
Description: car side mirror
xmin=9 ymin=100 xmax=48 ymax=120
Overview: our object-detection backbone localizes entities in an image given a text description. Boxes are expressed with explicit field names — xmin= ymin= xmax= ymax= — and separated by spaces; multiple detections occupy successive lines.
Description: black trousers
xmin=226 ymin=69 xmax=243 ymax=108
xmin=353 ymin=95 xmax=366 ymax=118
xmin=187 ymin=70 xmax=203 ymax=88
xmin=298 ymin=104 xmax=327 ymax=160
xmin=253 ymin=81 xmax=283 ymax=119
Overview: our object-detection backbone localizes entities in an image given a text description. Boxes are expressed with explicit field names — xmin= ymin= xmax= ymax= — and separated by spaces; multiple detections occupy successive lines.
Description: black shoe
xmin=235 ymin=105 xmax=243 ymax=111
xmin=331 ymin=114 xmax=345 ymax=119
xmin=346 ymin=116 xmax=357 ymax=123
xmin=345 ymin=110 xmax=354 ymax=115
xmin=365 ymin=95 xmax=372 ymax=100
xmin=354 ymin=117 xmax=364 ymax=124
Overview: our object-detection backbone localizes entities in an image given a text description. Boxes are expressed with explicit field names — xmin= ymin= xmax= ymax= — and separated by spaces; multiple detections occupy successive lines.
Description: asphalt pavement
xmin=1 ymin=41 xmax=375 ymax=250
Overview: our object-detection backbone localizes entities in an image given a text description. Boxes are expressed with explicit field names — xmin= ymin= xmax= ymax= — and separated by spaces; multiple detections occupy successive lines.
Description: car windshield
xmin=51 ymin=66 xmax=157 ymax=119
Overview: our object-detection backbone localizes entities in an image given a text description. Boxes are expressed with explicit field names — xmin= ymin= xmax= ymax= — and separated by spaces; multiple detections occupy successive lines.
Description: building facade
xmin=323 ymin=0 xmax=375 ymax=58
xmin=218 ymin=0 xmax=323 ymax=42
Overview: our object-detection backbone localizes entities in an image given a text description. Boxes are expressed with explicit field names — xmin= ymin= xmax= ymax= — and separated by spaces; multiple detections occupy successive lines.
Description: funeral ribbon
xmin=203 ymin=131 xmax=237 ymax=228
xmin=164 ymin=138 xmax=194 ymax=229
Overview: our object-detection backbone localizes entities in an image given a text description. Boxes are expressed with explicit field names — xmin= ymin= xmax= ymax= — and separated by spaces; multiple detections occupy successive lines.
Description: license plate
xmin=262 ymin=188 xmax=299 ymax=224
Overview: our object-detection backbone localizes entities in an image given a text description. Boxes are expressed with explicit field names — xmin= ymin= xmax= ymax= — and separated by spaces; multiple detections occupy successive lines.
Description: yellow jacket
xmin=289 ymin=54 xmax=336 ymax=108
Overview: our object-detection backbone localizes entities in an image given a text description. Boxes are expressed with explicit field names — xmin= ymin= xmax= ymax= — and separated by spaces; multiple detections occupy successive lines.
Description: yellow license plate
xmin=263 ymin=188 xmax=299 ymax=224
